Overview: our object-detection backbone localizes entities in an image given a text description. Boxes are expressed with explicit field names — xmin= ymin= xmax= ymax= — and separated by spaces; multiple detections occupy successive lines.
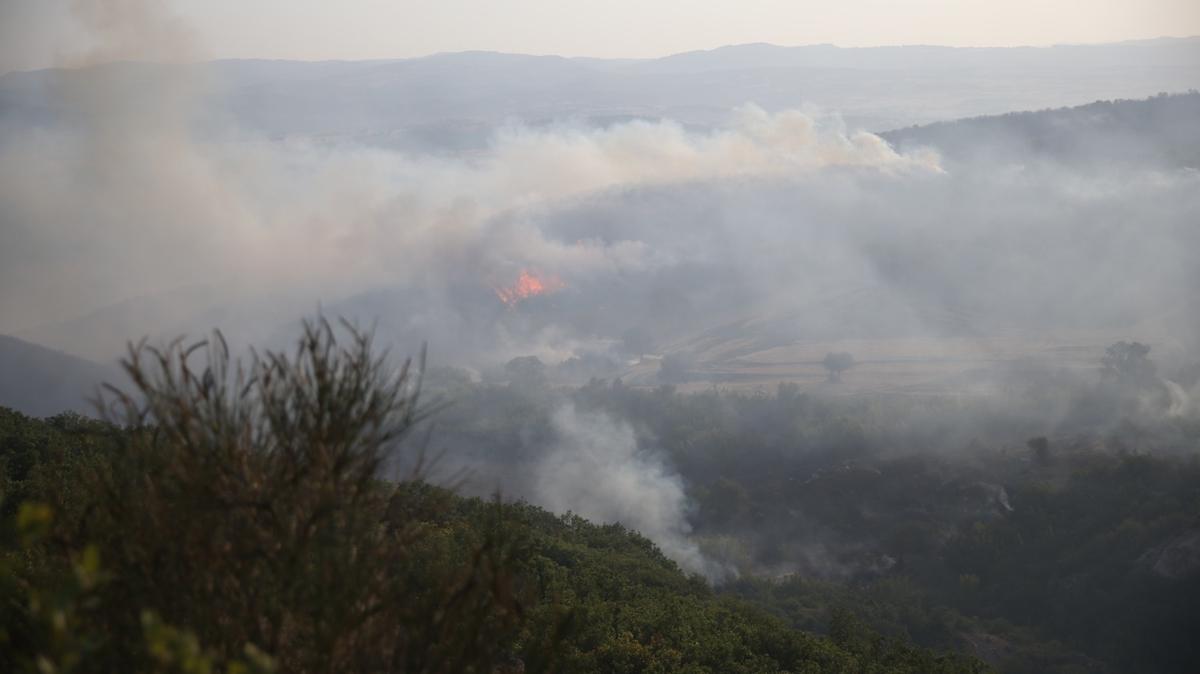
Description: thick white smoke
xmin=1165 ymin=379 xmax=1199 ymax=418
xmin=0 ymin=75 xmax=940 ymax=355
xmin=1 ymin=3 xmax=944 ymax=344
xmin=533 ymin=405 xmax=729 ymax=580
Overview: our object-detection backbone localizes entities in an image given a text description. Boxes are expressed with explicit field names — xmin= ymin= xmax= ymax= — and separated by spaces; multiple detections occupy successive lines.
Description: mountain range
xmin=3 ymin=38 xmax=1198 ymax=145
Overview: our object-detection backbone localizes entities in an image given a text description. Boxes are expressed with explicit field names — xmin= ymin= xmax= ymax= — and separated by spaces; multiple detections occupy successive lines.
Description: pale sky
xmin=2 ymin=0 xmax=1200 ymax=71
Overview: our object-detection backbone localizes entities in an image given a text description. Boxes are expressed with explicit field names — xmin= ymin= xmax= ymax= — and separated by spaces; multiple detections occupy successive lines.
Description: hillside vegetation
xmin=883 ymin=91 xmax=1200 ymax=168
xmin=419 ymin=344 xmax=1200 ymax=673
xmin=0 ymin=322 xmax=982 ymax=673
xmin=0 ymin=335 xmax=114 ymax=417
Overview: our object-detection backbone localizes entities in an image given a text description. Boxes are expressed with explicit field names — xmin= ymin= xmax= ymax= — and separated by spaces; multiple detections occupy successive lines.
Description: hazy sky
xmin=2 ymin=0 xmax=1199 ymax=71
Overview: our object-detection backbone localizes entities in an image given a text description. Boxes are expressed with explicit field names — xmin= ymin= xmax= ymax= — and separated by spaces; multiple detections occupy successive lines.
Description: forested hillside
xmin=882 ymin=91 xmax=1200 ymax=168
xmin=417 ymin=343 xmax=1200 ymax=673
xmin=0 ymin=334 xmax=114 ymax=417
xmin=5 ymin=328 xmax=1197 ymax=672
xmin=0 ymin=324 xmax=983 ymax=673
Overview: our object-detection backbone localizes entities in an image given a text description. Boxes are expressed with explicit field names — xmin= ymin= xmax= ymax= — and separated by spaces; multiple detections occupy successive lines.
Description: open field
xmin=619 ymin=329 xmax=1143 ymax=395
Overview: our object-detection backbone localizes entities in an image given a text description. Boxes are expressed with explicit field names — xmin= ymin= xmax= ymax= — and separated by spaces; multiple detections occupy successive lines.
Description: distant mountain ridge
xmin=0 ymin=334 xmax=116 ymax=418
xmin=627 ymin=36 xmax=1200 ymax=73
xmin=882 ymin=90 xmax=1200 ymax=167
xmin=3 ymin=37 xmax=1198 ymax=141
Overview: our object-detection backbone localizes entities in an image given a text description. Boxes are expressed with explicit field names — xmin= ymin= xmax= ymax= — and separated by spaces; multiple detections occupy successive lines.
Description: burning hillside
xmin=494 ymin=270 xmax=566 ymax=306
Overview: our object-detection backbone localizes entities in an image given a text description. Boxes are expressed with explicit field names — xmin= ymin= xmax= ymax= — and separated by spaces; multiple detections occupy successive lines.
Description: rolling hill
xmin=0 ymin=334 xmax=116 ymax=417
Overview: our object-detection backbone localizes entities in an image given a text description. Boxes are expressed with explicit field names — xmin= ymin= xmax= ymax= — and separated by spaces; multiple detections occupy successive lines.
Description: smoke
xmin=533 ymin=404 xmax=729 ymax=580
xmin=5 ymin=4 xmax=1197 ymax=374
xmin=0 ymin=0 xmax=227 ymax=334
xmin=63 ymin=0 xmax=200 ymax=67
xmin=0 ymin=60 xmax=942 ymax=356
xmin=0 ymin=4 xmax=941 ymax=349
xmin=1165 ymin=378 xmax=1198 ymax=418
xmin=3 ymin=2 xmax=1199 ymax=593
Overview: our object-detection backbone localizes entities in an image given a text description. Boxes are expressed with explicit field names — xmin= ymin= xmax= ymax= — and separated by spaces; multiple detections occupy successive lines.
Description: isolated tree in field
xmin=822 ymin=352 xmax=856 ymax=382
xmin=1101 ymin=341 xmax=1157 ymax=387
xmin=505 ymin=354 xmax=546 ymax=388
xmin=1098 ymin=340 xmax=1173 ymax=417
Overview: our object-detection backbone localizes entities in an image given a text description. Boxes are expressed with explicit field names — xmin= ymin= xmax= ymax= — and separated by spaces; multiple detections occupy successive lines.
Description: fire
xmin=494 ymin=269 xmax=566 ymax=306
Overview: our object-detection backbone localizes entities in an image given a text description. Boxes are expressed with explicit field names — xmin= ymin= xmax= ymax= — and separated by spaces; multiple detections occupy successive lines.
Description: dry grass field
xmin=617 ymin=326 xmax=1155 ymax=395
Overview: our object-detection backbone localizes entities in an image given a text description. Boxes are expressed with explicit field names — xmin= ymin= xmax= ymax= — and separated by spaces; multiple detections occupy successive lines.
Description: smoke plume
xmin=534 ymin=405 xmax=728 ymax=580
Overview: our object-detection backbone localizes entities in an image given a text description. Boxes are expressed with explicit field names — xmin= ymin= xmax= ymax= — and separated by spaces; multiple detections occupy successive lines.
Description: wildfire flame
xmin=494 ymin=269 xmax=566 ymax=306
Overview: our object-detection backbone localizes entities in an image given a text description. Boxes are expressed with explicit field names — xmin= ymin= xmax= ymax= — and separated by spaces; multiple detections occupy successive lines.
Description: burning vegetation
xmin=493 ymin=269 xmax=566 ymax=306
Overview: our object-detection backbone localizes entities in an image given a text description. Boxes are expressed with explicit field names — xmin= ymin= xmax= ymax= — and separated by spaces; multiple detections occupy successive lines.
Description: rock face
xmin=1142 ymin=529 xmax=1200 ymax=580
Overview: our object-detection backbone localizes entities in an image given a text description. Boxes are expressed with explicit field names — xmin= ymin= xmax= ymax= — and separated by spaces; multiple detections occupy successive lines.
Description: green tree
xmin=822 ymin=353 xmax=856 ymax=383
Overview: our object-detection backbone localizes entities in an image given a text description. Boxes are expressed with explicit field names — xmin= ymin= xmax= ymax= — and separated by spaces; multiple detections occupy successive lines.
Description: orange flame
xmin=494 ymin=269 xmax=566 ymax=306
